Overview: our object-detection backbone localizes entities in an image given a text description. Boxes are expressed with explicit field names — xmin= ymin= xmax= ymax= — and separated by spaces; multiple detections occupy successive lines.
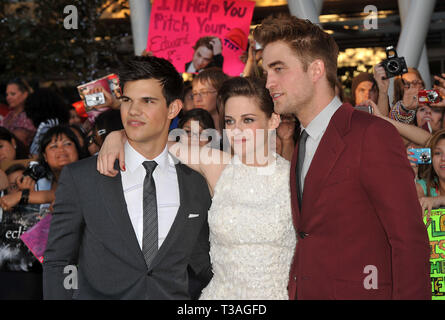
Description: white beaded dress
xmin=200 ymin=154 xmax=296 ymax=300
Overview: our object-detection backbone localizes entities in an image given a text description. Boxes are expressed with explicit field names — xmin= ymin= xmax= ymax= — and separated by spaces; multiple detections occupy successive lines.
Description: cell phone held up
xmin=77 ymin=74 xmax=121 ymax=112
xmin=408 ymin=148 xmax=432 ymax=165
xmin=418 ymin=90 xmax=442 ymax=104
xmin=85 ymin=92 xmax=105 ymax=108
xmin=355 ymin=105 xmax=373 ymax=114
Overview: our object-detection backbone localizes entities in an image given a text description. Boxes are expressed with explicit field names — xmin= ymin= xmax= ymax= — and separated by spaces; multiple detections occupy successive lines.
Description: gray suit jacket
xmin=43 ymin=156 xmax=212 ymax=299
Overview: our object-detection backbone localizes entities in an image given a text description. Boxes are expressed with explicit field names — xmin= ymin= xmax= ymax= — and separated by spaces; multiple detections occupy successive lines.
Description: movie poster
xmin=0 ymin=205 xmax=48 ymax=272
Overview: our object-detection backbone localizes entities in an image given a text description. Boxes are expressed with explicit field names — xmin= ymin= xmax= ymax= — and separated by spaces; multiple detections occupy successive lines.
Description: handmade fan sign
xmin=147 ymin=0 xmax=255 ymax=76
xmin=424 ymin=209 xmax=445 ymax=300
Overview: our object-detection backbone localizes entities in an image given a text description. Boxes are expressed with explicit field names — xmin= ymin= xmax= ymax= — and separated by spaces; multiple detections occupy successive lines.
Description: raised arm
xmin=97 ymin=129 xmax=126 ymax=177
xmin=374 ymin=64 xmax=390 ymax=117
xmin=368 ymin=100 xmax=430 ymax=146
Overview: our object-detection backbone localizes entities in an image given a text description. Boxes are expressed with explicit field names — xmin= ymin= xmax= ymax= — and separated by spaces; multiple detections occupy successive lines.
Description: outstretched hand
xmin=419 ymin=195 xmax=445 ymax=221
xmin=431 ymin=73 xmax=445 ymax=108
xmin=86 ymin=86 xmax=120 ymax=110
xmin=374 ymin=64 xmax=389 ymax=93
xmin=363 ymin=100 xmax=382 ymax=117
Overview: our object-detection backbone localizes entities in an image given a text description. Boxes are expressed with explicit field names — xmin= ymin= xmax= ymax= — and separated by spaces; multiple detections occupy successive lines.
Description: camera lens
xmin=387 ymin=60 xmax=400 ymax=73
xmin=427 ymin=91 xmax=439 ymax=103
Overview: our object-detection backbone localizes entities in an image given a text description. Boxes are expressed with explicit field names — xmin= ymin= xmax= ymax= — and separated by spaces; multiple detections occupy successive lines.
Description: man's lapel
xmin=301 ymin=103 xmax=353 ymax=216
xmin=98 ymin=163 xmax=146 ymax=266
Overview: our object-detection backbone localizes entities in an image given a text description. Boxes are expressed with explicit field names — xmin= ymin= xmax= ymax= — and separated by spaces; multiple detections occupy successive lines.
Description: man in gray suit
xmin=43 ymin=56 xmax=213 ymax=299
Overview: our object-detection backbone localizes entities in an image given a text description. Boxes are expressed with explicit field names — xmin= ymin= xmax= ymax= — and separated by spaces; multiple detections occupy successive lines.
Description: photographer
xmin=0 ymin=126 xmax=83 ymax=211
xmin=390 ymin=68 xmax=425 ymax=124
xmin=369 ymin=100 xmax=431 ymax=146
xmin=351 ymin=72 xmax=379 ymax=107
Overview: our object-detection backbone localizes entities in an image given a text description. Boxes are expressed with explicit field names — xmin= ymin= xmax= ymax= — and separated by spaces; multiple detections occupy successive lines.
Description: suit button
xmin=293 ymin=276 xmax=297 ymax=281
xmin=298 ymin=232 xmax=308 ymax=239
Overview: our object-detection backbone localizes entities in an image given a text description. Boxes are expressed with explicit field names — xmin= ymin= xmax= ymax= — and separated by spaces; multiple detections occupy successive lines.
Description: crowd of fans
xmin=1 ymin=27 xmax=445 ymax=300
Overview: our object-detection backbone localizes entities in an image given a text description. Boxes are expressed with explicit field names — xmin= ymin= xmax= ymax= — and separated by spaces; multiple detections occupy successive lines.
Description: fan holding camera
xmin=379 ymin=46 xmax=445 ymax=127
xmin=0 ymin=126 xmax=84 ymax=212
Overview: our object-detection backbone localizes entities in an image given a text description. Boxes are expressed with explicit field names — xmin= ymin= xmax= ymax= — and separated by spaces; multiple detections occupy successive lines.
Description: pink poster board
xmin=147 ymin=0 xmax=255 ymax=76
xmin=20 ymin=213 xmax=52 ymax=263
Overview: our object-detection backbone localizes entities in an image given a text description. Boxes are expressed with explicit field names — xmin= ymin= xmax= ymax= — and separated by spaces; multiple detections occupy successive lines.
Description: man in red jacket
xmin=254 ymin=16 xmax=430 ymax=300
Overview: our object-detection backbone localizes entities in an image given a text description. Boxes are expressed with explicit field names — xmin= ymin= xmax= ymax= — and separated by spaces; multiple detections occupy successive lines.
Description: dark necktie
xmin=142 ymin=161 xmax=158 ymax=269
xmin=296 ymin=130 xmax=309 ymax=210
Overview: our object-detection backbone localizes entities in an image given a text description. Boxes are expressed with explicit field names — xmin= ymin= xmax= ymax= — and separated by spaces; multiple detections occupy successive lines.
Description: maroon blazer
xmin=288 ymin=103 xmax=431 ymax=300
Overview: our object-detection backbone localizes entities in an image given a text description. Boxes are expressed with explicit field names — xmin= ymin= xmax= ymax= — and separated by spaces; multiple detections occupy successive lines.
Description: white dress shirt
xmin=299 ymin=96 xmax=343 ymax=192
xmin=121 ymin=142 xmax=180 ymax=250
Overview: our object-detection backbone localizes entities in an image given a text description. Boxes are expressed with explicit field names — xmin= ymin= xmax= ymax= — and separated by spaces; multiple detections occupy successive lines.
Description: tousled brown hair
xmin=217 ymin=76 xmax=274 ymax=130
xmin=253 ymin=15 xmax=339 ymax=89
xmin=192 ymin=67 xmax=229 ymax=93
xmin=193 ymin=36 xmax=216 ymax=51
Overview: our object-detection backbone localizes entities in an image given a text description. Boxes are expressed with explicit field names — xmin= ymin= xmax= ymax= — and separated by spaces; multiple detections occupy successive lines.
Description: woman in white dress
xmin=97 ymin=77 xmax=296 ymax=300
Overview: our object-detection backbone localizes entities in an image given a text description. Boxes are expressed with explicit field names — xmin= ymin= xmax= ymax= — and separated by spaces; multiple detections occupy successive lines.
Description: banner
xmin=424 ymin=209 xmax=445 ymax=300
xmin=0 ymin=205 xmax=47 ymax=272
xmin=147 ymin=0 xmax=255 ymax=76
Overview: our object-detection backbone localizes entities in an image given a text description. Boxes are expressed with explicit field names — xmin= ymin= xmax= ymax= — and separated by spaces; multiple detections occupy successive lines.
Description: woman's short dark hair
xmin=7 ymin=78 xmax=33 ymax=94
xmin=69 ymin=124 xmax=90 ymax=159
xmin=94 ymin=109 xmax=123 ymax=140
xmin=192 ymin=36 xmax=216 ymax=51
xmin=5 ymin=163 xmax=27 ymax=176
xmin=118 ymin=56 xmax=184 ymax=107
xmin=178 ymin=108 xmax=215 ymax=130
xmin=24 ymin=88 xmax=70 ymax=128
xmin=0 ymin=126 xmax=29 ymax=159
xmin=37 ymin=125 xmax=83 ymax=179
xmin=217 ymin=77 xmax=274 ymax=129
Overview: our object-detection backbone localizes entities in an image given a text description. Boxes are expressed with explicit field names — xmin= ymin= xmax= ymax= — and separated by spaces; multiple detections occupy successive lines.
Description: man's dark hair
xmin=5 ymin=163 xmax=27 ymax=176
xmin=94 ymin=109 xmax=124 ymax=141
xmin=0 ymin=126 xmax=29 ymax=159
xmin=178 ymin=108 xmax=215 ymax=131
xmin=192 ymin=36 xmax=215 ymax=51
xmin=118 ymin=56 xmax=184 ymax=107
